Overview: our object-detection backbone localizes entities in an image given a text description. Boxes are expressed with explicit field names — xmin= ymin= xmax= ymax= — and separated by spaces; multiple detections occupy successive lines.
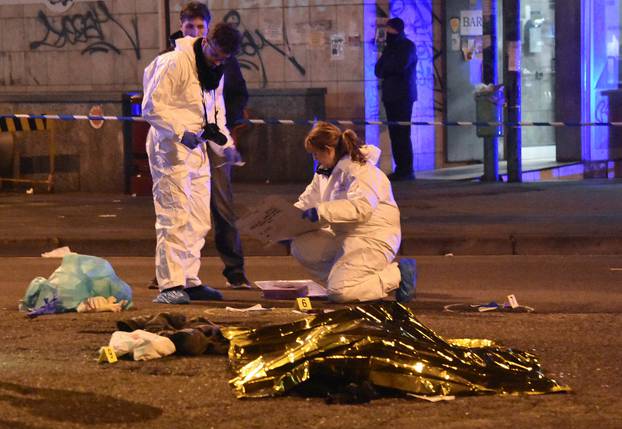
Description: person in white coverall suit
xmin=142 ymin=23 xmax=243 ymax=305
xmin=292 ymin=122 xmax=417 ymax=303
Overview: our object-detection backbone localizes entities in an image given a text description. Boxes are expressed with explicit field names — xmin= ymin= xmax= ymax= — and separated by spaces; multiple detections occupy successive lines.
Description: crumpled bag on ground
xmin=223 ymin=302 xmax=571 ymax=400
xmin=77 ymin=296 xmax=128 ymax=313
xmin=107 ymin=330 xmax=175 ymax=361
xmin=20 ymin=254 xmax=133 ymax=314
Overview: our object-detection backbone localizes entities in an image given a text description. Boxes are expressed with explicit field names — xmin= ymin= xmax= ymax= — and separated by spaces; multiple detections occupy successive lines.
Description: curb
xmin=2 ymin=235 xmax=622 ymax=257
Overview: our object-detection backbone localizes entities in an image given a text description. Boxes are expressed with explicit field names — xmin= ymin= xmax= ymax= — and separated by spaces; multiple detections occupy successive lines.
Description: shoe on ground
xmin=144 ymin=312 xmax=187 ymax=331
xmin=396 ymin=258 xmax=417 ymax=303
xmin=225 ymin=273 xmax=253 ymax=289
xmin=388 ymin=172 xmax=416 ymax=182
xmin=185 ymin=285 xmax=223 ymax=301
xmin=153 ymin=286 xmax=190 ymax=305
xmin=166 ymin=328 xmax=209 ymax=356
xmin=147 ymin=277 xmax=159 ymax=290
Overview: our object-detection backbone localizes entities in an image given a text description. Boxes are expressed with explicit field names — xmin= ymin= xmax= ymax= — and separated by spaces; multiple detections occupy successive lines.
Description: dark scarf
xmin=168 ymin=30 xmax=183 ymax=48
xmin=316 ymin=166 xmax=334 ymax=177
xmin=193 ymin=38 xmax=224 ymax=92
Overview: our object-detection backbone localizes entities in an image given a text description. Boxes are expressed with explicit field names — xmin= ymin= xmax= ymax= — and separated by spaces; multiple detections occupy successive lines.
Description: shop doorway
xmin=444 ymin=0 xmax=556 ymax=164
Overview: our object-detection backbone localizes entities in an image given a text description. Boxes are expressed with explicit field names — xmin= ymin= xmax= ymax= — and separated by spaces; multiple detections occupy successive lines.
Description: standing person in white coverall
xmin=142 ymin=23 xmax=243 ymax=305
xmin=292 ymin=122 xmax=417 ymax=303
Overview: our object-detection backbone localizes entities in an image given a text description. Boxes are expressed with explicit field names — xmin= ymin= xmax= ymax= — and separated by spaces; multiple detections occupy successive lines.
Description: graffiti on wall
xmin=30 ymin=1 xmax=141 ymax=59
xmin=223 ymin=10 xmax=305 ymax=87
xmin=45 ymin=0 xmax=76 ymax=13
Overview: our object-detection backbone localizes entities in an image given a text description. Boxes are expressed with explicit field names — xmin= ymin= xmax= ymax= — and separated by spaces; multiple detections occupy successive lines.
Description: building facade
xmin=0 ymin=0 xmax=618 ymax=191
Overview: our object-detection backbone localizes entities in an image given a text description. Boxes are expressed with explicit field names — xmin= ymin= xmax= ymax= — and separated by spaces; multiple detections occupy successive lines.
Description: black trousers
xmin=210 ymin=162 xmax=245 ymax=280
xmin=384 ymin=98 xmax=414 ymax=176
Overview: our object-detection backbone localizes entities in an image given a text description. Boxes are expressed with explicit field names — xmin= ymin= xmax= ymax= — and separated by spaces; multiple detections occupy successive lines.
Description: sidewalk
xmin=2 ymin=179 xmax=622 ymax=256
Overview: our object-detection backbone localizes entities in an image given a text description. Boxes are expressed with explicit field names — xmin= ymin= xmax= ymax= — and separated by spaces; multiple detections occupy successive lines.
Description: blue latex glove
xmin=180 ymin=131 xmax=200 ymax=150
xmin=26 ymin=296 xmax=61 ymax=319
xmin=301 ymin=207 xmax=319 ymax=223
xmin=223 ymin=146 xmax=244 ymax=165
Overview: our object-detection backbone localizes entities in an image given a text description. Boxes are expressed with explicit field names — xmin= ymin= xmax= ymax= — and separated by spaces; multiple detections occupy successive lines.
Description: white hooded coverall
xmin=142 ymin=37 xmax=233 ymax=291
xmin=292 ymin=146 xmax=402 ymax=303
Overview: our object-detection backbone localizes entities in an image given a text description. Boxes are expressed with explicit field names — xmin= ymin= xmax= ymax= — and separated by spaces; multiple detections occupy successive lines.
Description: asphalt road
xmin=0 ymin=255 xmax=621 ymax=428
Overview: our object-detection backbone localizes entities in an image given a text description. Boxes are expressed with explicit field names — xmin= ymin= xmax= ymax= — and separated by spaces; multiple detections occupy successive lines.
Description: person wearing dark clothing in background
xmin=149 ymin=1 xmax=251 ymax=290
xmin=208 ymin=52 xmax=249 ymax=288
xmin=374 ymin=17 xmax=418 ymax=182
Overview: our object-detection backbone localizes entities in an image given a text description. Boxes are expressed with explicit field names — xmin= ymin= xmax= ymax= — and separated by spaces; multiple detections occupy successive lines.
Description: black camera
xmin=201 ymin=123 xmax=228 ymax=146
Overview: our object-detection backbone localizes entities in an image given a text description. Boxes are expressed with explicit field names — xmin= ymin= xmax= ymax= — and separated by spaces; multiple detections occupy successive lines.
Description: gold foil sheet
xmin=222 ymin=303 xmax=570 ymax=399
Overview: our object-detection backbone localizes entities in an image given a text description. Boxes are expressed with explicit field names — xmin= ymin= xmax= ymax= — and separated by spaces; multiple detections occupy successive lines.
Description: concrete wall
xmin=0 ymin=0 xmax=158 ymax=191
xmin=195 ymin=0 xmax=365 ymax=120
xmin=0 ymin=94 xmax=126 ymax=192
xmin=0 ymin=1 xmax=158 ymax=92
xmin=0 ymin=0 xmax=444 ymax=191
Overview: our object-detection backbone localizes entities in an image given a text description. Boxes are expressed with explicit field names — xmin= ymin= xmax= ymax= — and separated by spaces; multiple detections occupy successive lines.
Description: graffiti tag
xmin=223 ymin=10 xmax=305 ymax=87
xmin=45 ymin=0 xmax=76 ymax=13
xmin=31 ymin=1 xmax=141 ymax=59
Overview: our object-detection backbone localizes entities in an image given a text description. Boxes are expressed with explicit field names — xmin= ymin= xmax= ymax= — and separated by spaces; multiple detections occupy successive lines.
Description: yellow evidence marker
xmin=98 ymin=346 xmax=118 ymax=364
xmin=295 ymin=297 xmax=312 ymax=311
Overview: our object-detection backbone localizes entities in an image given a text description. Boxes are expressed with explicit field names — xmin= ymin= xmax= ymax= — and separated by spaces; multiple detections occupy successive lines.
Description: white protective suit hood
xmin=174 ymin=35 xmax=197 ymax=53
xmin=360 ymin=144 xmax=381 ymax=165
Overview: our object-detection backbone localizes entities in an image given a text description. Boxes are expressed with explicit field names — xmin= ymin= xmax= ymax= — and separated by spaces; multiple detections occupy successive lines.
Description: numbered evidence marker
xmin=296 ymin=297 xmax=312 ymax=312
xmin=507 ymin=294 xmax=519 ymax=309
xmin=98 ymin=346 xmax=118 ymax=364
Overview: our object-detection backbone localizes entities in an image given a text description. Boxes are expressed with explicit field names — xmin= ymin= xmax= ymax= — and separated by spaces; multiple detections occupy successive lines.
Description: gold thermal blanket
xmin=223 ymin=302 xmax=570 ymax=399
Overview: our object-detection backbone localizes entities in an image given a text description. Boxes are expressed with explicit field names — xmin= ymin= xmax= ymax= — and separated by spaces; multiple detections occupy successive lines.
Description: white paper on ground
xmin=108 ymin=330 xmax=175 ymax=361
xmin=407 ymin=394 xmax=456 ymax=402
xmin=41 ymin=246 xmax=74 ymax=258
xmin=225 ymin=304 xmax=270 ymax=312
xmin=236 ymin=196 xmax=322 ymax=243
xmin=255 ymin=279 xmax=328 ymax=298
xmin=292 ymin=308 xmax=335 ymax=315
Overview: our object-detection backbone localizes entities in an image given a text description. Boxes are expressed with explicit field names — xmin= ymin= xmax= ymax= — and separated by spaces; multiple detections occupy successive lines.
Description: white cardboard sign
xmin=236 ymin=196 xmax=321 ymax=244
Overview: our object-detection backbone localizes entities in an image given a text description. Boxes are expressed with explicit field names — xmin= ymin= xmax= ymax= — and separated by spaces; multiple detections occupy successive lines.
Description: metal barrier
xmin=0 ymin=116 xmax=55 ymax=192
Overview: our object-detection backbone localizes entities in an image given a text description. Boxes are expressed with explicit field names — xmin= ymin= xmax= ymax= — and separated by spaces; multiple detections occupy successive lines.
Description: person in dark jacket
xmin=374 ymin=17 xmax=418 ymax=181
xmin=150 ymin=1 xmax=251 ymax=290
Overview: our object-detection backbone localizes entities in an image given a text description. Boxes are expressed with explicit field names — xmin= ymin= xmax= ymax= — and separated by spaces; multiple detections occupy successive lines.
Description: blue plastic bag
xmin=20 ymin=254 xmax=133 ymax=313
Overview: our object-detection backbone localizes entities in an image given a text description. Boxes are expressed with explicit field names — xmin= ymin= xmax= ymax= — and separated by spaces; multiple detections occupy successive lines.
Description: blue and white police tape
xmin=2 ymin=113 xmax=622 ymax=127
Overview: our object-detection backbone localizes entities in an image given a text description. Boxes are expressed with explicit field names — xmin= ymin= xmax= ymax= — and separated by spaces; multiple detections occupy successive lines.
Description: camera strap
xmin=201 ymin=90 xmax=221 ymax=157
xmin=201 ymin=89 xmax=219 ymax=128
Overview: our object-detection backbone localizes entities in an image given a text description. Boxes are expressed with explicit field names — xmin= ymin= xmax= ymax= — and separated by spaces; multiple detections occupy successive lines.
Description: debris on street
xmin=19 ymin=254 xmax=133 ymax=317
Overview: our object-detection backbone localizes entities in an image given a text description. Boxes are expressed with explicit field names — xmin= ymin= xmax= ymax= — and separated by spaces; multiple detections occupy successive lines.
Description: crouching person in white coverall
xmin=142 ymin=23 xmax=243 ymax=305
xmin=292 ymin=122 xmax=416 ymax=303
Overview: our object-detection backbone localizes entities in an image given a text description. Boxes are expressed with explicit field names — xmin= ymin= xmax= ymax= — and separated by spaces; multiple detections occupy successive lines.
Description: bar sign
xmin=460 ymin=10 xmax=483 ymax=36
